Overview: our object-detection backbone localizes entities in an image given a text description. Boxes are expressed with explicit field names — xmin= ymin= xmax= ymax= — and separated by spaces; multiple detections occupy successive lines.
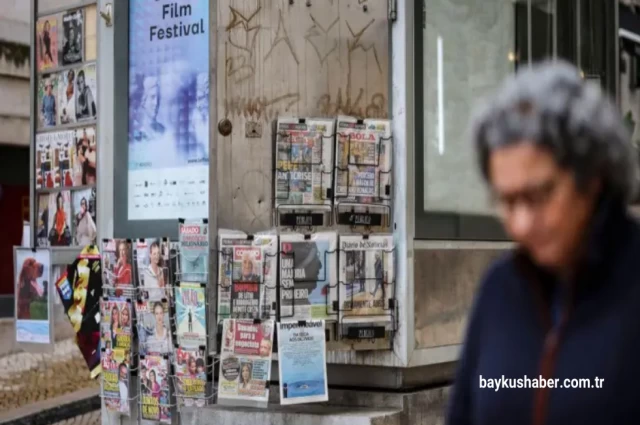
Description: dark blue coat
xmin=446 ymin=195 xmax=640 ymax=425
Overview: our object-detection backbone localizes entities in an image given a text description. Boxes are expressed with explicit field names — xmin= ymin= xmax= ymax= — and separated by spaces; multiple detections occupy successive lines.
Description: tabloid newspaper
xmin=136 ymin=299 xmax=172 ymax=356
xmin=334 ymin=115 xmax=392 ymax=204
xmin=178 ymin=219 xmax=209 ymax=283
xmin=174 ymin=347 xmax=207 ymax=407
xmin=275 ymin=117 xmax=335 ymax=209
xmin=277 ymin=320 xmax=328 ymax=405
xmin=174 ymin=282 xmax=207 ymax=348
xmin=217 ymin=319 xmax=274 ymax=407
xmin=140 ymin=355 xmax=171 ymax=423
xmin=101 ymin=337 xmax=131 ymax=415
xmin=279 ymin=232 xmax=338 ymax=321
xmin=136 ymin=238 xmax=171 ymax=300
xmin=338 ymin=234 xmax=395 ymax=324
xmin=101 ymin=239 xmax=134 ymax=297
xmin=36 ymin=131 xmax=73 ymax=189
xmin=217 ymin=231 xmax=277 ymax=321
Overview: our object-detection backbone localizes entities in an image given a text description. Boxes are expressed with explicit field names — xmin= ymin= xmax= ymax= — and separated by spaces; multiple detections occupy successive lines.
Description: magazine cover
xmin=334 ymin=116 xmax=392 ymax=204
xmin=36 ymin=16 xmax=58 ymax=71
xmin=14 ymin=248 xmax=51 ymax=344
xmin=136 ymin=238 xmax=170 ymax=300
xmin=35 ymin=133 xmax=55 ymax=189
xmin=101 ymin=239 xmax=134 ymax=294
xmin=174 ymin=282 xmax=206 ymax=348
xmin=174 ymin=347 xmax=207 ymax=407
xmin=279 ymin=232 xmax=338 ymax=321
xmin=76 ymin=63 xmax=97 ymax=121
xmin=99 ymin=298 xmax=133 ymax=354
xmin=217 ymin=232 xmax=277 ymax=321
xmin=140 ymin=355 xmax=171 ymax=423
xmin=339 ymin=234 xmax=395 ymax=324
xmin=136 ymin=299 xmax=172 ymax=356
xmin=47 ymin=191 xmax=72 ymax=246
xmin=58 ymin=69 xmax=77 ymax=125
xmin=274 ymin=117 xmax=334 ymax=207
xmin=38 ymin=73 xmax=58 ymax=128
xmin=36 ymin=194 xmax=50 ymax=247
xmin=61 ymin=9 xmax=83 ymax=65
xmin=72 ymin=126 xmax=97 ymax=186
xmin=50 ymin=130 xmax=76 ymax=187
xmin=178 ymin=219 xmax=208 ymax=282
xmin=218 ymin=319 xmax=274 ymax=407
xmin=277 ymin=320 xmax=328 ymax=405
xmin=101 ymin=346 xmax=131 ymax=415
xmin=72 ymin=187 xmax=97 ymax=246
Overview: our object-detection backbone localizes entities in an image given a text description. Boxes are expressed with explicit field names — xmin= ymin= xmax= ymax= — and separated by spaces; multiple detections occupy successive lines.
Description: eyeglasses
xmin=492 ymin=175 xmax=561 ymax=216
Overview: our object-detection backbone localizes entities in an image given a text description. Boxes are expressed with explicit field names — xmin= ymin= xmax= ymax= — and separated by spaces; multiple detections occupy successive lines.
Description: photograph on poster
xmin=128 ymin=0 xmax=209 ymax=220
xmin=73 ymin=187 xmax=97 ymax=246
xmin=62 ymin=9 xmax=83 ymax=65
xmin=15 ymin=248 xmax=51 ymax=344
xmin=58 ymin=69 xmax=77 ymax=125
xmin=36 ymin=194 xmax=50 ymax=247
xmin=38 ymin=74 xmax=58 ymax=128
xmin=76 ymin=64 xmax=97 ymax=121
xmin=35 ymin=133 xmax=54 ymax=189
xmin=48 ymin=190 xmax=72 ymax=246
xmin=49 ymin=130 xmax=75 ymax=188
xmin=84 ymin=5 xmax=97 ymax=61
xmin=36 ymin=16 xmax=58 ymax=71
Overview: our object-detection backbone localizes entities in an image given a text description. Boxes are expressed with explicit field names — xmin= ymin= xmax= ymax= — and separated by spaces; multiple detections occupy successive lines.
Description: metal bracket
xmin=100 ymin=3 xmax=113 ymax=27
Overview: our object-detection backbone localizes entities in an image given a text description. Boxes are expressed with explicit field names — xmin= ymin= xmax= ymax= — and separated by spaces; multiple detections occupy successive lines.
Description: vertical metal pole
xmin=527 ymin=0 xmax=532 ymax=66
xmin=552 ymin=0 xmax=557 ymax=58
xmin=30 ymin=0 xmax=37 ymax=247
xmin=615 ymin=0 xmax=620 ymax=105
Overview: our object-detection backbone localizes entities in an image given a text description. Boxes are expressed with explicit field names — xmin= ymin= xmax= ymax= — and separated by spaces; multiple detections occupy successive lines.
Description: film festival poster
xmin=61 ymin=9 xmax=83 ymax=66
xmin=100 ymin=298 xmax=132 ymax=415
xmin=218 ymin=319 xmax=274 ymax=407
xmin=277 ymin=320 xmax=328 ymax=405
xmin=73 ymin=126 xmax=97 ymax=186
xmin=56 ymin=249 xmax=102 ymax=378
xmin=174 ymin=282 xmax=206 ymax=348
xmin=136 ymin=238 xmax=171 ymax=300
xmin=76 ymin=63 xmax=97 ymax=122
xmin=178 ymin=219 xmax=208 ymax=283
xmin=174 ymin=347 xmax=207 ymax=407
xmin=128 ymin=0 xmax=209 ymax=221
xmin=38 ymin=73 xmax=58 ymax=128
xmin=140 ymin=355 xmax=171 ymax=423
xmin=50 ymin=130 xmax=76 ymax=188
xmin=47 ymin=190 xmax=72 ymax=247
xmin=338 ymin=234 xmax=395 ymax=324
xmin=14 ymin=247 xmax=51 ymax=344
xmin=136 ymin=299 xmax=172 ymax=356
xmin=279 ymin=232 xmax=338 ymax=322
xmin=72 ymin=187 xmax=97 ymax=246
xmin=36 ymin=16 xmax=58 ymax=71
xmin=101 ymin=239 xmax=134 ymax=295
xmin=58 ymin=68 xmax=77 ymax=125
xmin=35 ymin=132 xmax=55 ymax=189
xmin=36 ymin=194 xmax=50 ymax=247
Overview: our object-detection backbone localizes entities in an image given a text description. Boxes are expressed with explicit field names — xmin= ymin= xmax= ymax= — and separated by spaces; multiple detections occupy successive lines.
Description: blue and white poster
xmin=174 ymin=282 xmax=207 ymax=347
xmin=128 ymin=0 xmax=209 ymax=220
xmin=277 ymin=320 xmax=328 ymax=405
xmin=14 ymin=248 xmax=51 ymax=344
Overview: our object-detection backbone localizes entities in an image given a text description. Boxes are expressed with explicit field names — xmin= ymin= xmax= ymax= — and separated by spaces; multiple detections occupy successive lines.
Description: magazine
xmin=36 ymin=194 xmax=50 ymax=247
xmin=274 ymin=117 xmax=334 ymax=208
xmin=36 ymin=16 xmax=58 ymax=71
xmin=217 ymin=319 xmax=274 ymax=407
xmin=140 ymin=355 xmax=171 ymax=423
xmin=37 ymin=132 xmax=73 ymax=189
xmin=279 ymin=232 xmax=338 ymax=321
xmin=217 ymin=231 xmax=277 ymax=321
xmin=99 ymin=298 xmax=133 ymax=354
xmin=72 ymin=126 xmax=97 ymax=186
xmin=50 ymin=130 xmax=76 ymax=187
xmin=72 ymin=188 xmax=97 ymax=246
xmin=338 ymin=234 xmax=395 ymax=324
xmin=47 ymin=191 xmax=72 ymax=247
xmin=277 ymin=320 xmax=328 ymax=405
xmin=334 ymin=115 xmax=392 ymax=204
xmin=76 ymin=63 xmax=97 ymax=121
xmin=136 ymin=238 xmax=170 ymax=300
xmin=38 ymin=73 xmax=58 ymax=128
xmin=58 ymin=69 xmax=77 ymax=126
xmin=61 ymin=9 xmax=83 ymax=65
xmin=174 ymin=347 xmax=207 ymax=407
xmin=101 ymin=343 xmax=131 ymax=415
xmin=174 ymin=282 xmax=207 ymax=348
xmin=101 ymin=239 xmax=134 ymax=296
xmin=178 ymin=219 xmax=208 ymax=283
xmin=136 ymin=299 xmax=172 ymax=356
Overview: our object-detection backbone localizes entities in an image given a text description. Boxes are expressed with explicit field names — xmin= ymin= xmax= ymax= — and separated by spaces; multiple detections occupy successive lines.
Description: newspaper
xmin=217 ymin=319 xmax=274 ymax=407
xmin=275 ymin=117 xmax=334 ymax=208
xmin=174 ymin=347 xmax=207 ymax=407
xmin=140 ymin=355 xmax=171 ymax=423
xmin=136 ymin=299 xmax=172 ymax=356
xmin=136 ymin=238 xmax=171 ymax=300
xmin=279 ymin=232 xmax=338 ymax=321
xmin=179 ymin=219 xmax=209 ymax=283
xmin=217 ymin=231 xmax=277 ymax=321
xmin=174 ymin=282 xmax=207 ymax=348
xmin=338 ymin=234 xmax=395 ymax=324
xmin=101 ymin=239 xmax=134 ymax=297
xmin=277 ymin=320 xmax=328 ymax=405
xmin=334 ymin=115 xmax=392 ymax=204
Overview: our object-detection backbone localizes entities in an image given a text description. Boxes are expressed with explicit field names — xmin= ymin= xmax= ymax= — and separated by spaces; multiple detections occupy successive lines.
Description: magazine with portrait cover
xmin=50 ymin=130 xmax=76 ymax=187
xmin=99 ymin=297 xmax=133 ymax=355
xmin=38 ymin=73 xmax=58 ymax=128
xmin=61 ymin=9 xmax=83 ymax=66
xmin=72 ymin=187 xmax=97 ymax=246
xmin=338 ymin=234 xmax=395 ymax=324
xmin=47 ymin=191 xmax=72 ymax=247
xmin=174 ymin=347 xmax=207 ymax=407
xmin=140 ymin=355 xmax=171 ymax=423
xmin=136 ymin=238 xmax=171 ymax=300
xmin=72 ymin=126 xmax=97 ymax=186
xmin=334 ymin=115 xmax=392 ymax=205
xmin=36 ymin=194 xmax=49 ymax=247
xmin=101 ymin=239 xmax=134 ymax=296
xmin=274 ymin=117 xmax=334 ymax=208
xmin=277 ymin=320 xmax=328 ymax=405
xmin=36 ymin=132 xmax=68 ymax=189
xmin=136 ymin=299 xmax=172 ymax=356
xmin=279 ymin=232 xmax=338 ymax=322
xmin=217 ymin=231 xmax=277 ymax=321
xmin=58 ymin=69 xmax=77 ymax=125
xmin=36 ymin=16 xmax=58 ymax=71
xmin=174 ymin=282 xmax=207 ymax=348
xmin=178 ymin=219 xmax=208 ymax=283
xmin=76 ymin=63 xmax=97 ymax=122
xmin=217 ymin=319 xmax=274 ymax=408
xmin=101 ymin=345 xmax=131 ymax=415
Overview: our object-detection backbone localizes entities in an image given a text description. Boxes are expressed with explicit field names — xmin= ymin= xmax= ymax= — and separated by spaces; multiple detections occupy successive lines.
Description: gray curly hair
xmin=471 ymin=60 xmax=639 ymax=202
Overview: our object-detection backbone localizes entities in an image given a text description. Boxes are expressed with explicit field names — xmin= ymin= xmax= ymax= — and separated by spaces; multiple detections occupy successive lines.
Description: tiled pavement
xmin=49 ymin=411 xmax=101 ymax=425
